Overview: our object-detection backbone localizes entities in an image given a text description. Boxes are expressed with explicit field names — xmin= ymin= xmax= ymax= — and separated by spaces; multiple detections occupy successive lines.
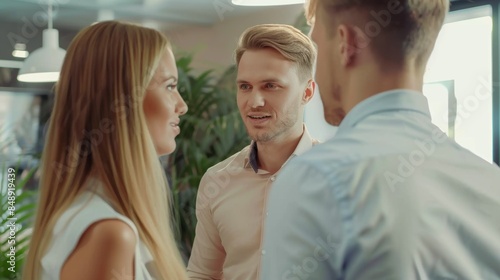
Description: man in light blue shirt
xmin=261 ymin=0 xmax=500 ymax=279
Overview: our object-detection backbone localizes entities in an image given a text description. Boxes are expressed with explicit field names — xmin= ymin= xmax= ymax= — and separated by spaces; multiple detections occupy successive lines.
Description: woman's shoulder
xmin=59 ymin=219 xmax=137 ymax=280
xmin=41 ymin=191 xmax=139 ymax=277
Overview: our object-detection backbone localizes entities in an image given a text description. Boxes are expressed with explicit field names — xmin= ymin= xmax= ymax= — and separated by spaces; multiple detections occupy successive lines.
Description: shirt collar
xmin=244 ymin=125 xmax=316 ymax=173
xmin=337 ymin=89 xmax=431 ymax=134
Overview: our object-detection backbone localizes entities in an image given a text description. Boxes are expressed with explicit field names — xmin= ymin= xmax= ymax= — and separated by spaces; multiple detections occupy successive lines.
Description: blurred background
xmin=0 ymin=0 xmax=499 ymax=277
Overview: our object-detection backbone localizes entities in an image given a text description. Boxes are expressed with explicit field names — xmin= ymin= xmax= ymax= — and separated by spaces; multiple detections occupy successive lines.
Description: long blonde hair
xmin=23 ymin=21 xmax=187 ymax=279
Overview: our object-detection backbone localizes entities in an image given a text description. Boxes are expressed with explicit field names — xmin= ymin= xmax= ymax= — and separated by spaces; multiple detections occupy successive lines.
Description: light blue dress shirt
xmin=261 ymin=90 xmax=500 ymax=280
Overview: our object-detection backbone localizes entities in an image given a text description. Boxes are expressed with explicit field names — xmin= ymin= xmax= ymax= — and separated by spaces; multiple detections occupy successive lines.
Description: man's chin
xmin=250 ymin=132 xmax=274 ymax=143
xmin=252 ymin=136 xmax=271 ymax=143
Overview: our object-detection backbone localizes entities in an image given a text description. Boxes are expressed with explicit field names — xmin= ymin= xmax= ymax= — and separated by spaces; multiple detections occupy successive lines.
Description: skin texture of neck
xmin=256 ymin=124 xmax=304 ymax=174
xmin=342 ymin=62 xmax=425 ymax=114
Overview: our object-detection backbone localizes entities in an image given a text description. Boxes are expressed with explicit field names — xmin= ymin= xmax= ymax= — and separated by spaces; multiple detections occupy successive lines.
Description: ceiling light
xmin=17 ymin=0 xmax=66 ymax=83
xmin=12 ymin=50 xmax=29 ymax=59
xmin=231 ymin=0 xmax=305 ymax=6
xmin=12 ymin=43 xmax=29 ymax=58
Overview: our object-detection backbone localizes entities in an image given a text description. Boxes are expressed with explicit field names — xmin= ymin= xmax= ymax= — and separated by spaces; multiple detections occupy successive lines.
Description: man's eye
xmin=265 ymin=83 xmax=278 ymax=89
xmin=239 ymin=84 xmax=251 ymax=90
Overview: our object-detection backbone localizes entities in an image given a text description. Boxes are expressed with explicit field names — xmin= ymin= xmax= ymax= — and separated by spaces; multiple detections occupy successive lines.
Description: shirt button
xmin=270 ymin=176 xmax=276 ymax=182
xmin=266 ymin=212 xmax=268 ymax=216
xmin=261 ymin=250 xmax=266 ymax=255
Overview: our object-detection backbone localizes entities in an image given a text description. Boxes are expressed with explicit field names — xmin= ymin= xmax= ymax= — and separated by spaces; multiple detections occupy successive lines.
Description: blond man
xmin=187 ymin=24 xmax=318 ymax=279
xmin=262 ymin=0 xmax=500 ymax=279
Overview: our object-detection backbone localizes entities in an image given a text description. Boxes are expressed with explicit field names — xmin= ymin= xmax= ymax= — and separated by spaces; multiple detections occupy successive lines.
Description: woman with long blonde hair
xmin=23 ymin=20 xmax=188 ymax=280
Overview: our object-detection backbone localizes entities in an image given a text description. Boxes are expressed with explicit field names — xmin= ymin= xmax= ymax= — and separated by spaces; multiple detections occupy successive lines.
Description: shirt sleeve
xmin=187 ymin=173 xmax=226 ymax=280
xmin=260 ymin=158 xmax=345 ymax=280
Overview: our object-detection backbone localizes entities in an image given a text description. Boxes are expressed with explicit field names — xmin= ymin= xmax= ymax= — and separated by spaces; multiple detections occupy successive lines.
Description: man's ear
xmin=337 ymin=24 xmax=362 ymax=67
xmin=302 ymin=79 xmax=315 ymax=104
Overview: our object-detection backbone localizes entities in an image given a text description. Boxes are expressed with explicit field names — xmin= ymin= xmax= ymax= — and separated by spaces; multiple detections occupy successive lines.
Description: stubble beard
xmin=249 ymin=107 xmax=300 ymax=143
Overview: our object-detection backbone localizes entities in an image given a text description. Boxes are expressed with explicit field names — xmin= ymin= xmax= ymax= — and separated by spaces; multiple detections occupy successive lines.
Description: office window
xmin=424 ymin=5 xmax=494 ymax=163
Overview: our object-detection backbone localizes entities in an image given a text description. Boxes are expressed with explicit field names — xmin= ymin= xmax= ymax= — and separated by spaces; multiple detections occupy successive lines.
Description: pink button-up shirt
xmin=187 ymin=126 xmax=318 ymax=280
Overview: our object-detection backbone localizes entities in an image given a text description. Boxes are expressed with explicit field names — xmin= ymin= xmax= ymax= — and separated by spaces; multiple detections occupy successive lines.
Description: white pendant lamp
xmin=231 ymin=0 xmax=305 ymax=6
xmin=17 ymin=0 xmax=66 ymax=83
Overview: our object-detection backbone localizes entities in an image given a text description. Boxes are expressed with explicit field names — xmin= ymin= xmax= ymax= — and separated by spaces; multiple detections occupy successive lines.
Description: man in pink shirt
xmin=187 ymin=23 xmax=318 ymax=280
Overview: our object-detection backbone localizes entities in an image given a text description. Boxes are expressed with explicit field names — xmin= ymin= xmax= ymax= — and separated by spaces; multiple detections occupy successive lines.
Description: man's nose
xmin=250 ymin=91 xmax=265 ymax=108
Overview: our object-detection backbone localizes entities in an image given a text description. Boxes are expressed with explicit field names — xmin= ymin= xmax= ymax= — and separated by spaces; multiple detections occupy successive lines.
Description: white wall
xmin=165 ymin=4 xmax=304 ymax=75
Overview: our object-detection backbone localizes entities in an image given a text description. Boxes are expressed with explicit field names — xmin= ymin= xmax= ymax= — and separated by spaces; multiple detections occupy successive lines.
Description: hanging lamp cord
xmin=47 ymin=0 xmax=53 ymax=29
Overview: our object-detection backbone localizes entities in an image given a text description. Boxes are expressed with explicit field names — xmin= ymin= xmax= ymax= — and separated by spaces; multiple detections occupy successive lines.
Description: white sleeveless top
xmin=40 ymin=186 xmax=156 ymax=280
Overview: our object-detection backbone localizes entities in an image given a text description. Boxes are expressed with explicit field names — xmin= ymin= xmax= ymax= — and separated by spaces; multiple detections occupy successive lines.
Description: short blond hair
xmin=235 ymin=24 xmax=317 ymax=81
xmin=306 ymin=0 xmax=449 ymax=68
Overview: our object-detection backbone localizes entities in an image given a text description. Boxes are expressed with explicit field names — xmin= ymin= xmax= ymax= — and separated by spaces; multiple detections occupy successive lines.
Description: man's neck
xmin=343 ymin=63 xmax=424 ymax=114
xmin=256 ymin=126 xmax=304 ymax=174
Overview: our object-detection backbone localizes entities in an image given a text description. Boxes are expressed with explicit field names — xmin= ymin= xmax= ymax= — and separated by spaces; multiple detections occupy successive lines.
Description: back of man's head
xmin=307 ymin=0 xmax=449 ymax=70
